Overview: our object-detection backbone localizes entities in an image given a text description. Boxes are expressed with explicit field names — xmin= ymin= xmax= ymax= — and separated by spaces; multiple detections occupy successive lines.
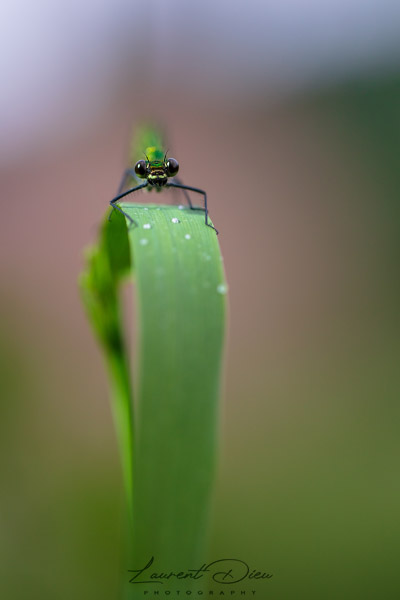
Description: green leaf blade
xmin=123 ymin=203 xmax=226 ymax=569
xmin=79 ymin=213 xmax=135 ymax=521
xmin=80 ymin=201 xmax=227 ymax=596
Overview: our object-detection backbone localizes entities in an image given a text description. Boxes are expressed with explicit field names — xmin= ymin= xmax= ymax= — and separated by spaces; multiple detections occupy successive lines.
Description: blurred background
xmin=1 ymin=0 xmax=400 ymax=598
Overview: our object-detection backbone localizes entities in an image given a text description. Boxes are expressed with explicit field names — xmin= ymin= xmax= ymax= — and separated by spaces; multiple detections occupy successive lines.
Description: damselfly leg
xmin=109 ymin=183 xmax=148 ymax=227
xmin=167 ymin=182 xmax=218 ymax=234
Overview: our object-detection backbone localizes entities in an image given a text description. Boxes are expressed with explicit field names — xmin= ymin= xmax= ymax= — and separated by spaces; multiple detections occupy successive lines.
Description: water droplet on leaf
xmin=217 ymin=283 xmax=228 ymax=294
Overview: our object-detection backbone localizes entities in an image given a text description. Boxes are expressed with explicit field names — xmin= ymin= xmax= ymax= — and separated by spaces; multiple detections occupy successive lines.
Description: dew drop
xmin=178 ymin=205 xmax=185 ymax=210
xmin=143 ymin=223 xmax=152 ymax=229
xmin=139 ymin=238 xmax=149 ymax=246
xmin=171 ymin=217 xmax=180 ymax=224
xmin=217 ymin=283 xmax=228 ymax=295
xmin=143 ymin=207 xmax=149 ymax=211
xmin=184 ymin=234 xmax=191 ymax=240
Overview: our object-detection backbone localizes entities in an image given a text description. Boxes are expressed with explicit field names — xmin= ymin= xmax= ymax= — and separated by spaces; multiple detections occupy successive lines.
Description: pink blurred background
xmin=1 ymin=1 xmax=400 ymax=598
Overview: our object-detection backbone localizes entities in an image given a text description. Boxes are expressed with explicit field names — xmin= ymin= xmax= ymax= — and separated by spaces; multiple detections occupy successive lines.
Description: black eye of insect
xmin=166 ymin=158 xmax=179 ymax=177
xmin=134 ymin=159 xmax=147 ymax=178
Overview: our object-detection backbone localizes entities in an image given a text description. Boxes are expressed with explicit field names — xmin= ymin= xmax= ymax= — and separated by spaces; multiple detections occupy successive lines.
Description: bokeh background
xmin=1 ymin=1 xmax=400 ymax=598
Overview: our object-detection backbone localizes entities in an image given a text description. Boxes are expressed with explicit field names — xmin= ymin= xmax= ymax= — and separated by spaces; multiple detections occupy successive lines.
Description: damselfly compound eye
xmin=166 ymin=158 xmax=179 ymax=177
xmin=135 ymin=159 xmax=147 ymax=178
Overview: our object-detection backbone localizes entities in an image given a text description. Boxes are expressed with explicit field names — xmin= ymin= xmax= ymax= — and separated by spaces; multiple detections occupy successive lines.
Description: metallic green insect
xmin=109 ymin=126 xmax=218 ymax=234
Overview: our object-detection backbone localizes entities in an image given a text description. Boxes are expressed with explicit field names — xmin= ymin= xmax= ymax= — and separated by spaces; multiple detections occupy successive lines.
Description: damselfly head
xmin=134 ymin=156 xmax=179 ymax=187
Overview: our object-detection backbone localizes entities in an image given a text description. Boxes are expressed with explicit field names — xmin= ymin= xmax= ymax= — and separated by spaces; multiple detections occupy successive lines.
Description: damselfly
xmin=109 ymin=126 xmax=218 ymax=234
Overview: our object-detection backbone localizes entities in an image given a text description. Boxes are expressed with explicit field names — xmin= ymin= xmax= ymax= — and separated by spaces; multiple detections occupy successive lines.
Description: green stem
xmin=107 ymin=348 xmax=134 ymax=527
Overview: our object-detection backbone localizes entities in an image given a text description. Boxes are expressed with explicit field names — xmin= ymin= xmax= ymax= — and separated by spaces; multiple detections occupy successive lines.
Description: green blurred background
xmin=1 ymin=2 xmax=400 ymax=598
